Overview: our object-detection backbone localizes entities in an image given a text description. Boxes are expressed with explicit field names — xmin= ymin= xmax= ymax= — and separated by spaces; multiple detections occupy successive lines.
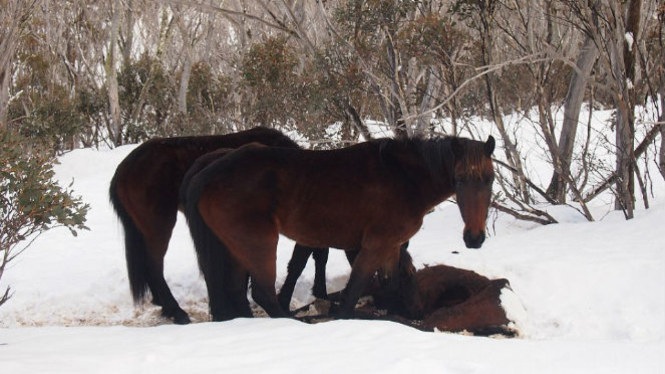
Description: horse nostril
xmin=478 ymin=232 xmax=486 ymax=246
xmin=463 ymin=230 xmax=485 ymax=249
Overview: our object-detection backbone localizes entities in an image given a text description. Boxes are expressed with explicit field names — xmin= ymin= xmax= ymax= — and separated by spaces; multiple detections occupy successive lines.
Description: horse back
xmin=111 ymin=127 xmax=297 ymax=206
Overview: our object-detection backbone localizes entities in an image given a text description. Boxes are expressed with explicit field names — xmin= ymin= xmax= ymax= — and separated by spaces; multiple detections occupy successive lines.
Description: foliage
xmin=15 ymin=91 xmax=89 ymax=154
xmin=241 ymin=36 xmax=301 ymax=127
xmin=0 ymin=128 xmax=89 ymax=307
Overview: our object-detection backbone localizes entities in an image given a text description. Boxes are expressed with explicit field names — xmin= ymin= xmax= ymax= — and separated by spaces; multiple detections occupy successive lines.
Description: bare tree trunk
xmin=614 ymin=0 xmax=642 ymax=218
xmin=583 ymin=123 xmax=663 ymax=202
xmin=0 ymin=67 xmax=9 ymax=128
xmin=175 ymin=11 xmax=195 ymax=116
xmin=106 ymin=0 xmax=123 ymax=146
xmin=386 ymin=33 xmax=406 ymax=137
xmin=178 ymin=54 xmax=193 ymax=116
xmin=417 ymin=67 xmax=440 ymax=136
xmin=0 ymin=23 xmax=18 ymax=128
xmin=486 ymin=74 xmax=529 ymax=203
xmin=659 ymin=89 xmax=665 ymax=180
xmin=122 ymin=0 xmax=135 ymax=67
xmin=547 ymin=36 xmax=598 ymax=202
xmin=343 ymin=100 xmax=373 ymax=141
xmin=0 ymin=0 xmax=38 ymax=128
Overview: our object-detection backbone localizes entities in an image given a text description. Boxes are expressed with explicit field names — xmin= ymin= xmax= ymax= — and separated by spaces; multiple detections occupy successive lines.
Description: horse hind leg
xmin=251 ymin=268 xmax=289 ymax=318
xmin=147 ymin=259 xmax=191 ymax=324
xmin=225 ymin=255 xmax=253 ymax=318
xmin=200 ymin=187 xmax=287 ymax=318
xmin=203 ymin=246 xmax=258 ymax=321
xmin=236 ymin=241 xmax=289 ymax=318
xmin=144 ymin=233 xmax=191 ymax=325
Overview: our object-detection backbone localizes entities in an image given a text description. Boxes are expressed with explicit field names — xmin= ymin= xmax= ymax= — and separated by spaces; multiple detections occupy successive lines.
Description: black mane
xmin=374 ymin=136 xmax=457 ymax=190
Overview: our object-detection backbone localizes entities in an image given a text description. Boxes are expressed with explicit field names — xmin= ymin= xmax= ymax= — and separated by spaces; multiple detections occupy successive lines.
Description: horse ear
xmin=484 ymin=136 xmax=495 ymax=157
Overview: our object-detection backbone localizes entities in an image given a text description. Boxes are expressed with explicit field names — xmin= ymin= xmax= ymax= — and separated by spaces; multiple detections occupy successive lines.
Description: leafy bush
xmin=0 ymin=128 xmax=89 ymax=307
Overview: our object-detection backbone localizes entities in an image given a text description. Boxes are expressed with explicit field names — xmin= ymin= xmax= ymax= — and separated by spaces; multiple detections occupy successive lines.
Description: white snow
xmin=1 ymin=107 xmax=664 ymax=373
xmin=626 ymin=32 xmax=634 ymax=52
xmin=627 ymin=78 xmax=634 ymax=90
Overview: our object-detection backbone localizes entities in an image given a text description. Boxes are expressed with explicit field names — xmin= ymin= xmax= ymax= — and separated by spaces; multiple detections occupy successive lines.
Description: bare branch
xmin=155 ymin=0 xmax=296 ymax=35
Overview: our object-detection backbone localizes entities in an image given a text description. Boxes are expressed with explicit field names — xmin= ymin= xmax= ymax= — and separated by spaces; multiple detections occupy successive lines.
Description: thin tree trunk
xmin=386 ymin=32 xmax=405 ymax=137
xmin=344 ymin=100 xmax=373 ymax=141
xmin=0 ymin=67 xmax=10 ymax=128
xmin=106 ymin=0 xmax=123 ymax=146
xmin=178 ymin=54 xmax=193 ymax=116
xmin=0 ymin=1 xmax=38 ymax=128
xmin=175 ymin=12 xmax=195 ymax=116
xmin=487 ymin=74 xmax=529 ymax=203
xmin=547 ymin=36 xmax=598 ymax=201
xmin=659 ymin=90 xmax=665 ymax=180
xmin=583 ymin=123 xmax=663 ymax=203
xmin=0 ymin=21 xmax=17 ymax=128
xmin=614 ymin=0 xmax=642 ymax=218
xmin=122 ymin=0 xmax=134 ymax=67
xmin=417 ymin=67 xmax=440 ymax=136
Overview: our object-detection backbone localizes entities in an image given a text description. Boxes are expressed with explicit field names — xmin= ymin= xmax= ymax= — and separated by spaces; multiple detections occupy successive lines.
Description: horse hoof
xmin=162 ymin=309 xmax=191 ymax=325
xmin=173 ymin=314 xmax=191 ymax=325
xmin=277 ymin=296 xmax=291 ymax=314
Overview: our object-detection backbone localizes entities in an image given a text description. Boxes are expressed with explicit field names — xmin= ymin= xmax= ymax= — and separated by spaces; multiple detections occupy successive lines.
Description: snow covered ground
xmin=1 ymin=109 xmax=664 ymax=373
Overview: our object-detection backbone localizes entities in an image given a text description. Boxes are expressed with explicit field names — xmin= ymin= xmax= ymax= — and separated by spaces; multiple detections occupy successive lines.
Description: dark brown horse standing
xmin=183 ymin=135 xmax=495 ymax=320
xmin=109 ymin=127 xmax=302 ymax=324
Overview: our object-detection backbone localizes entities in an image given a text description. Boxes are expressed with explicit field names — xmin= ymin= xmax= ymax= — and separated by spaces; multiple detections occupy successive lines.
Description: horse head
xmin=451 ymin=136 xmax=495 ymax=249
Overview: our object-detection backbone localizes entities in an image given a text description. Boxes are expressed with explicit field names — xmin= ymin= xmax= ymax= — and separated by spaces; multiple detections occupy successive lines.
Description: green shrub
xmin=0 ymin=128 xmax=89 ymax=307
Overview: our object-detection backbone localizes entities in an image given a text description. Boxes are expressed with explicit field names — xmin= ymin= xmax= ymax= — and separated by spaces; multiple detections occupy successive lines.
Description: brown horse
xmin=181 ymin=143 xmax=348 ymax=320
xmin=183 ymin=135 xmax=495 ymax=320
xmin=109 ymin=127 xmax=303 ymax=324
xmin=180 ymin=144 xmax=339 ymax=320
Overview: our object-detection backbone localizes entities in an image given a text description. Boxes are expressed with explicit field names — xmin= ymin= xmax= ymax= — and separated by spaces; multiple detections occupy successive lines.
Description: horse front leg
xmin=380 ymin=243 xmax=424 ymax=319
xmin=336 ymin=247 xmax=397 ymax=318
xmin=278 ymin=244 xmax=315 ymax=312
xmin=311 ymin=248 xmax=330 ymax=299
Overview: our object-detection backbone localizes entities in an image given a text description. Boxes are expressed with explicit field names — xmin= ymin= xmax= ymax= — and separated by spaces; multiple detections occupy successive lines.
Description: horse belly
xmin=278 ymin=216 xmax=362 ymax=250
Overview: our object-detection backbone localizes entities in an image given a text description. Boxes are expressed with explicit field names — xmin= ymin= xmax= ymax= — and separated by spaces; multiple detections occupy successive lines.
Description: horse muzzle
xmin=463 ymin=230 xmax=485 ymax=249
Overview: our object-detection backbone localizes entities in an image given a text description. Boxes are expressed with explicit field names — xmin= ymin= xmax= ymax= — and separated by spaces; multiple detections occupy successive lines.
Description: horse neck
xmin=384 ymin=139 xmax=457 ymax=213
xmin=420 ymin=169 xmax=456 ymax=211
xmin=415 ymin=139 xmax=457 ymax=209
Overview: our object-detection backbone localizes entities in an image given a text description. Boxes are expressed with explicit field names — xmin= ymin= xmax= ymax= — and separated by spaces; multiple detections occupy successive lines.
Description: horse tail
xmin=109 ymin=167 xmax=150 ymax=305
xmin=181 ymin=173 xmax=229 ymax=319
